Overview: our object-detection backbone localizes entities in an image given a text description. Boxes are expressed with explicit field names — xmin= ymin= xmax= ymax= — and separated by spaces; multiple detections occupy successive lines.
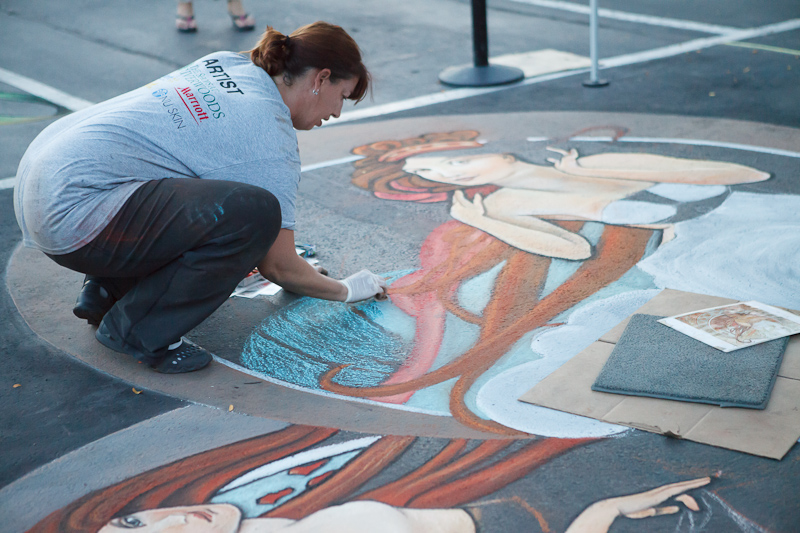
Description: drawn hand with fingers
xmin=450 ymin=190 xmax=486 ymax=224
xmin=546 ymin=146 xmax=580 ymax=172
xmin=566 ymin=476 xmax=711 ymax=532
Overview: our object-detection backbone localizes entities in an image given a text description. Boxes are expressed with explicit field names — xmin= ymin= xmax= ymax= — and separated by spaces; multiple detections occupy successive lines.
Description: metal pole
xmin=472 ymin=0 xmax=489 ymax=67
xmin=438 ymin=0 xmax=523 ymax=87
xmin=583 ymin=0 xmax=608 ymax=87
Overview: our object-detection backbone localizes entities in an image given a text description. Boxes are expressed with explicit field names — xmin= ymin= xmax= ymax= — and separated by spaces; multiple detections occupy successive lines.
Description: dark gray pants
xmin=49 ymin=178 xmax=281 ymax=361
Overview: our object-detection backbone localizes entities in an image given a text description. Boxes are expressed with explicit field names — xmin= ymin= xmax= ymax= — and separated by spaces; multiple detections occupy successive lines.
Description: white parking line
xmin=0 ymin=176 xmax=17 ymax=190
xmin=301 ymin=155 xmax=364 ymax=173
xmin=0 ymin=67 xmax=94 ymax=112
xmin=602 ymin=19 xmax=800 ymax=68
xmin=332 ymin=18 xmax=800 ymax=125
xmin=331 ymin=67 xmax=589 ymax=125
xmin=509 ymin=0 xmax=739 ymax=34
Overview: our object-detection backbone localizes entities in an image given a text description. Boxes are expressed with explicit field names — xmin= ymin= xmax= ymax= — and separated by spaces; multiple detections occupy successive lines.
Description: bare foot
xmin=176 ymin=1 xmax=197 ymax=32
xmin=227 ymin=0 xmax=255 ymax=31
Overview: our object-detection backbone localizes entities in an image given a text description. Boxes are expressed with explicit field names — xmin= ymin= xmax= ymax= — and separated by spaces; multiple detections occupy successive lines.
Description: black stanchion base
xmin=582 ymin=78 xmax=610 ymax=88
xmin=439 ymin=64 xmax=524 ymax=87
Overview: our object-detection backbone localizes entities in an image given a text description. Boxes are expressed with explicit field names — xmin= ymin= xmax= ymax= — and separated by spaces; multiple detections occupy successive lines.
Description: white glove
xmin=340 ymin=270 xmax=388 ymax=303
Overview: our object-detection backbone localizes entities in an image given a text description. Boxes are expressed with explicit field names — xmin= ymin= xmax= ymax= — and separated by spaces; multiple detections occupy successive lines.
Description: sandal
xmin=230 ymin=13 xmax=255 ymax=32
xmin=176 ymin=14 xmax=198 ymax=33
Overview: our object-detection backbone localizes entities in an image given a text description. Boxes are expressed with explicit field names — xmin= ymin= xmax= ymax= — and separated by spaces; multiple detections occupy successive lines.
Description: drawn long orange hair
xmin=29 ymin=425 xmax=591 ymax=532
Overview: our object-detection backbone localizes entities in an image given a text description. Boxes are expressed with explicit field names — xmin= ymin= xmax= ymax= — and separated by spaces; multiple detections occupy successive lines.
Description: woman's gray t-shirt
xmin=14 ymin=51 xmax=300 ymax=255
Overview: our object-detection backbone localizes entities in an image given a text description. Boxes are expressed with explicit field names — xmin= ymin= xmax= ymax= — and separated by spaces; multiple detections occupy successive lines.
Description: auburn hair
xmin=351 ymin=130 xmax=499 ymax=203
xmin=249 ymin=22 xmax=370 ymax=103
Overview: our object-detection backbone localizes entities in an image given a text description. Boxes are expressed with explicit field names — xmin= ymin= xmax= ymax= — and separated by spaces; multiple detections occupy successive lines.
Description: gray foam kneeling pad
xmin=592 ymin=313 xmax=788 ymax=409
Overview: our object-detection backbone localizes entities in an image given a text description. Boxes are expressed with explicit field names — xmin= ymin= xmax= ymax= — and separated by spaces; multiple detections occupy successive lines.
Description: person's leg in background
xmin=49 ymin=177 xmax=281 ymax=372
xmin=175 ymin=1 xmax=198 ymax=32
xmin=175 ymin=1 xmax=256 ymax=32
xmin=226 ymin=0 xmax=256 ymax=31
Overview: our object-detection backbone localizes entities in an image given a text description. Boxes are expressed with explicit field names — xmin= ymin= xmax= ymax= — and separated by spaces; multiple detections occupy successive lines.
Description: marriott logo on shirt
xmin=176 ymin=87 xmax=209 ymax=123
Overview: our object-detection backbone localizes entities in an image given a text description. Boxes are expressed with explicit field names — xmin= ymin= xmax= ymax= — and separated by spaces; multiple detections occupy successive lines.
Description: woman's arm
xmin=451 ymin=191 xmax=592 ymax=260
xmin=258 ymin=230 xmax=388 ymax=302
xmin=258 ymin=229 xmax=348 ymax=301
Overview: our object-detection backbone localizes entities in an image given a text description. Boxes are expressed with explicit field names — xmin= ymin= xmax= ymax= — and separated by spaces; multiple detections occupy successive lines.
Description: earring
xmin=312 ymin=89 xmax=319 ymax=95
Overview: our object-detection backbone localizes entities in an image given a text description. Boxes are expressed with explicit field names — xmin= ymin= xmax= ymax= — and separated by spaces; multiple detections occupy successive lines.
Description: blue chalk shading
xmin=243 ymin=298 xmax=409 ymax=388
xmin=431 ymin=312 xmax=481 ymax=371
xmin=241 ymin=270 xmax=414 ymax=389
xmin=404 ymin=377 xmax=458 ymax=414
xmin=369 ymin=299 xmax=416 ymax=344
xmin=457 ymin=261 xmax=505 ymax=316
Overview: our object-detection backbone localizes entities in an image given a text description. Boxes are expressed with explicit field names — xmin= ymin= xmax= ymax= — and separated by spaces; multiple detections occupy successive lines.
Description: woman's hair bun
xmin=251 ymin=27 xmax=290 ymax=77
xmin=249 ymin=21 xmax=370 ymax=102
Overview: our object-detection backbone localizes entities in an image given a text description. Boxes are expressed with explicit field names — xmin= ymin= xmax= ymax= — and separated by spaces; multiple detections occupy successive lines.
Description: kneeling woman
xmin=13 ymin=22 xmax=387 ymax=374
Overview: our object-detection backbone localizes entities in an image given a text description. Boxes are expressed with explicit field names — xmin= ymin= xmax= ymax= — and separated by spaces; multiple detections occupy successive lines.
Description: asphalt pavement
xmin=1 ymin=1 xmax=799 ymax=531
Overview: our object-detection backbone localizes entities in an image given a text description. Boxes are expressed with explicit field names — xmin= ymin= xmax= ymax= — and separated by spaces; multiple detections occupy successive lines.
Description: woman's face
xmin=294 ymin=73 xmax=358 ymax=130
xmin=403 ymin=153 xmax=516 ymax=186
xmin=98 ymin=504 xmax=241 ymax=533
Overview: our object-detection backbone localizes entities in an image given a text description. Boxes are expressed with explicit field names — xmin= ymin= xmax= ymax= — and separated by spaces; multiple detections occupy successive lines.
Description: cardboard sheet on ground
xmin=518 ymin=289 xmax=800 ymax=459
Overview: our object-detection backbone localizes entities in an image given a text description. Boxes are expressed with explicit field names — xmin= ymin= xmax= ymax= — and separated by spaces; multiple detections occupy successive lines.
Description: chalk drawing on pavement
xmin=239 ymin=128 xmax=800 ymax=438
xmin=32 ymin=425 xmax=769 ymax=533
xmin=0 ymin=91 xmax=66 ymax=125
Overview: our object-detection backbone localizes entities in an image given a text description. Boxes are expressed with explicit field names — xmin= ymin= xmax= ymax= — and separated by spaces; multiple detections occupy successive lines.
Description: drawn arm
xmin=450 ymin=191 xmax=592 ymax=260
xmin=546 ymin=147 xmax=770 ymax=185
xmin=565 ymin=476 xmax=711 ymax=533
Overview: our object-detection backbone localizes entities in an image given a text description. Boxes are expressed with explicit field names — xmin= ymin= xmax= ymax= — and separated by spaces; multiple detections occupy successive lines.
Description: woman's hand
xmin=450 ymin=190 xmax=486 ymax=224
xmin=566 ymin=477 xmax=711 ymax=533
xmin=546 ymin=146 xmax=580 ymax=173
xmin=340 ymin=270 xmax=389 ymax=303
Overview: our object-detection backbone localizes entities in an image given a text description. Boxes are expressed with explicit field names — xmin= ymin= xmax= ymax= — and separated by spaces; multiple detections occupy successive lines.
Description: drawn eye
xmin=449 ymin=160 xmax=467 ymax=166
xmin=115 ymin=516 xmax=145 ymax=528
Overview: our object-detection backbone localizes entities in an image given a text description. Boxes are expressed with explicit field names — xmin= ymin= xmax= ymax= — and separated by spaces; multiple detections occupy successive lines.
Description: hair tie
xmin=283 ymin=35 xmax=291 ymax=48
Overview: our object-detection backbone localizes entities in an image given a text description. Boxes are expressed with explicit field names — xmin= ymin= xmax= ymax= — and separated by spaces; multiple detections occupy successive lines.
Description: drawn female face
xmin=99 ymin=504 xmax=241 ymax=533
xmin=403 ymin=153 xmax=517 ymax=186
